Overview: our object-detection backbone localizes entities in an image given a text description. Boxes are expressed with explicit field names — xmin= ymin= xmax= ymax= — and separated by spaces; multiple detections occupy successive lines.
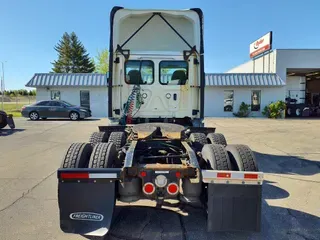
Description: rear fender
xmin=57 ymin=168 xmax=121 ymax=237
xmin=202 ymin=170 xmax=263 ymax=232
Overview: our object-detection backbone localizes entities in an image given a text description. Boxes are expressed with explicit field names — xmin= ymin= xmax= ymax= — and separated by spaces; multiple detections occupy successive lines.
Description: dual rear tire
xmin=189 ymin=132 xmax=228 ymax=152
xmin=61 ymin=142 xmax=118 ymax=169
xmin=189 ymin=131 xmax=256 ymax=171
xmin=89 ymin=131 xmax=126 ymax=149
xmin=201 ymin=143 xmax=259 ymax=171
xmin=60 ymin=143 xmax=93 ymax=168
xmin=61 ymin=130 xmax=127 ymax=169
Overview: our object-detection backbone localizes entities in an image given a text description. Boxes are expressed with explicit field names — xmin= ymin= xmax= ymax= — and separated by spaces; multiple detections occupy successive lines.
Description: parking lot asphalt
xmin=0 ymin=117 xmax=319 ymax=240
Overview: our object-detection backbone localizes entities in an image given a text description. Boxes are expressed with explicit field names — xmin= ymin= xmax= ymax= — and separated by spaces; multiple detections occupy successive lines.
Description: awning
xmin=25 ymin=73 xmax=107 ymax=87
xmin=205 ymin=73 xmax=285 ymax=86
xmin=26 ymin=73 xmax=285 ymax=88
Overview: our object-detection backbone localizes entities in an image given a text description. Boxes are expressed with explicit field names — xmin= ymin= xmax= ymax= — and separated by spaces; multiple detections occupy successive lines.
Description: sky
xmin=1 ymin=0 xmax=320 ymax=90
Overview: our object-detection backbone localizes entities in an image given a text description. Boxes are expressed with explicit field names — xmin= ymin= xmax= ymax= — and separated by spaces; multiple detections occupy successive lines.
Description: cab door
xmin=120 ymin=58 xmax=191 ymax=119
xmin=158 ymin=60 xmax=188 ymax=116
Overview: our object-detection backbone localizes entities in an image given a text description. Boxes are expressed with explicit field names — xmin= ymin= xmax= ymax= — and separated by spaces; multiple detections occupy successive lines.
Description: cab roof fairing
xmin=111 ymin=9 xmax=201 ymax=55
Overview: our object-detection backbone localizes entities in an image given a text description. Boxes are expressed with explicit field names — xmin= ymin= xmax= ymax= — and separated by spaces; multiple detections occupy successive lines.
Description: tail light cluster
xmin=142 ymin=173 xmax=179 ymax=196
xmin=142 ymin=182 xmax=179 ymax=196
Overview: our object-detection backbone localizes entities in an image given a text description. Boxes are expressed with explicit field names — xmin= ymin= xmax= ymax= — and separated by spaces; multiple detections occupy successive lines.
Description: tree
xmin=52 ymin=32 xmax=95 ymax=73
xmin=29 ymin=89 xmax=36 ymax=96
xmin=93 ymin=49 xmax=109 ymax=73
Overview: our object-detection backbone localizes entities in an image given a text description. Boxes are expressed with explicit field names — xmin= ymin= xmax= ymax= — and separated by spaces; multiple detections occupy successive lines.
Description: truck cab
xmin=108 ymin=7 xmax=205 ymax=126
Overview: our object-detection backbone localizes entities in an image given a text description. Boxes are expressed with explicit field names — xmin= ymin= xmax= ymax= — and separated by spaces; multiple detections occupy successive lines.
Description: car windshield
xmin=60 ymin=101 xmax=74 ymax=107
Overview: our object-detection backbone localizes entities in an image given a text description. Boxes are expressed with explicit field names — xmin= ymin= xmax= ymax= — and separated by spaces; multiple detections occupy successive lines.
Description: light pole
xmin=1 ymin=61 xmax=6 ymax=111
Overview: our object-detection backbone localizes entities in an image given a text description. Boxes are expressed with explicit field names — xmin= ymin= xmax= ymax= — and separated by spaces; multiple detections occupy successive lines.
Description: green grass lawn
xmin=1 ymin=103 xmax=27 ymax=117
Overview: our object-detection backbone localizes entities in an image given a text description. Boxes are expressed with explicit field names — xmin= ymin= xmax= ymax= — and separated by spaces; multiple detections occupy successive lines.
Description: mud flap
xmin=57 ymin=169 xmax=120 ymax=237
xmin=206 ymin=183 xmax=262 ymax=232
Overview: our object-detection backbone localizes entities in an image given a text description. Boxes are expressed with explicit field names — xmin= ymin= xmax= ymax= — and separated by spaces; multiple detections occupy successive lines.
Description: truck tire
xmin=60 ymin=143 xmax=93 ymax=168
xmin=108 ymin=131 xmax=126 ymax=149
xmin=189 ymin=132 xmax=207 ymax=151
xmin=6 ymin=114 xmax=15 ymax=129
xmin=225 ymin=144 xmax=258 ymax=171
xmin=207 ymin=133 xmax=227 ymax=146
xmin=0 ymin=111 xmax=8 ymax=129
xmin=88 ymin=142 xmax=117 ymax=168
xmin=89 ymin=132 xmax=109 ymax=146
xmin=201 ymin=144 xmax=232 ymax=170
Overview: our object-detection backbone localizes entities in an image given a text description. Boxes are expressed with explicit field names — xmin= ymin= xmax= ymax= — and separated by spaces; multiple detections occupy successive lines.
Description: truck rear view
xmin=56 ymin=6 xmax=264 ymax=238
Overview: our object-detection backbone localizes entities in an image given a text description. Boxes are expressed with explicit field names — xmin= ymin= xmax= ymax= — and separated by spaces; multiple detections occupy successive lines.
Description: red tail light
xmin=61 ymin=172 xmax=89 ymax=179
xmin=217 ymin=172 xmax=231 ymax=178
xmin=244 ymin=173 xmax=258 ymax=179
xmin=167 ymin=183 xmax=179 ymax=195
xmin=143 ymin=183 xmax=155 ymax=195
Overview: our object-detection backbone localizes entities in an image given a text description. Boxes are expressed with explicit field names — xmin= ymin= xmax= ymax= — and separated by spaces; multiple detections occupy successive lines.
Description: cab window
xmin=125 ymin=60 xmax=154 ymax=85
xmin=159 ymin=61 xmax=188 ymax=85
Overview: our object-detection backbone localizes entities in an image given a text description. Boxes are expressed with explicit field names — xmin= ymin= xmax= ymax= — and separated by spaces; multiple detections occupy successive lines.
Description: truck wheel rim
xmin=70 ymin=113 xmax=78 ymax=120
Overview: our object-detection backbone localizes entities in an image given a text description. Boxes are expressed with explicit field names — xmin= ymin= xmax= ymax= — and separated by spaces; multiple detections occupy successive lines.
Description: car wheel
xmin=29 ymin=111 xmax=39 ymax=121
xmin=69 ymin=111 xmax=79 ymax=121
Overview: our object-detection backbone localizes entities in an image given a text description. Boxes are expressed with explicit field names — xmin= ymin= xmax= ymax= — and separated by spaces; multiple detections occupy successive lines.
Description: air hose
xmin=120 ymin=85 xmax=143 ymax=124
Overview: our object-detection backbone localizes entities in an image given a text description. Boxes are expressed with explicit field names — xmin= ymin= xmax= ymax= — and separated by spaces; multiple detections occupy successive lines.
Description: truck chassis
xmin=57 ymin=122 xmax=263 ymax=237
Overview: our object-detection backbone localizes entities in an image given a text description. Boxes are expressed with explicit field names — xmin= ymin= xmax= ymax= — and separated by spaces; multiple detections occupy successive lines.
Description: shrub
xmin=233 ymin=102 xmax=251 ymax=117
xmin=262 ymin=100 xmax=286 ymax=119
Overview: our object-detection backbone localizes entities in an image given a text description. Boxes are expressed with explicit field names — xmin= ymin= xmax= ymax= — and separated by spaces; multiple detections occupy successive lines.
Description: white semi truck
xmin=57 ymin=6 xmax=263 ymax=237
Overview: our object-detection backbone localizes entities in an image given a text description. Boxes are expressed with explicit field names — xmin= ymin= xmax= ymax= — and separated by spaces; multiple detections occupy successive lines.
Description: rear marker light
xmin=167 ymin=183 xmax=179 ymax=195
xmin=244 ymin=173 xmax=258 ymax=179
xmin=217 ymin=172 xmax=231 ymax=178
xmin=175 ymin=172 xmax=181 ymax=178
xmin=61 ymin=173 xmax=89 ymax=179
xmin=143 ymin=183 xmax=155 ymax=195
xmin=140 ymin=171 xmax=147 ymax=177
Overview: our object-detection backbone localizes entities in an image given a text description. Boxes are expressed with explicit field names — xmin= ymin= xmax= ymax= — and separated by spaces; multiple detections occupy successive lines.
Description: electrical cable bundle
xmin=120 ymin=85 xmax=143 ymax=124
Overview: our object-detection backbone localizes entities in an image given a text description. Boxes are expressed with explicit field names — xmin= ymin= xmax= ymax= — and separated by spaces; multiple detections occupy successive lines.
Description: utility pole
xmin=1 ymin=62 xmax=5 ymax=111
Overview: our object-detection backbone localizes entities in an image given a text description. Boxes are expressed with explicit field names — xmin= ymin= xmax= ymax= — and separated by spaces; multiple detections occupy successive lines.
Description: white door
xmin=121 ymin=58 xmax=192 ymax=119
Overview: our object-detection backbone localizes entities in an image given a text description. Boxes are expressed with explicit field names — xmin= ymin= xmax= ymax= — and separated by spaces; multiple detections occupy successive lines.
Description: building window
xmin=51 ymin=90 xmax=61 ymax=100
xmin=80 ymin=90 xmax=90 ymax=109
xmin=159 ymin=61 xmax=188 ymax=85
xmin=251 ymin=90 xmax=261 ymax=111
xmin=224 ymin=90 xmax=234 ymax=112
xmin=125 ymin=60 xmax=154 ymax=85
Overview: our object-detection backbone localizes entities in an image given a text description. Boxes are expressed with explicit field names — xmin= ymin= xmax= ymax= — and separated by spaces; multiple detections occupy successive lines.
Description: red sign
xmin=250 ymin=32 xmax=272 ymax=58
